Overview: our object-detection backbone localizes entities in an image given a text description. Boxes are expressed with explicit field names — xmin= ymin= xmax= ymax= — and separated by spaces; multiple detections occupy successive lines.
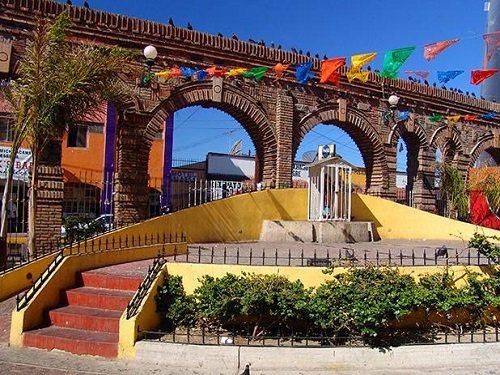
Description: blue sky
xmin=62 ymin=1 xmax=490 ymax=169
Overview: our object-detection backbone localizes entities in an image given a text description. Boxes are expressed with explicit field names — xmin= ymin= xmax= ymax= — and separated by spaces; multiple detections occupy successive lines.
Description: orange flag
xmin=273 ymin=63 xmax=289 ymax=81
xmin=169 ymin=67 xmax=182 ymax=77
xmin=463 ymin=115 xmax=479 ymax=122
xmin=424 ymin=38 xmax=459 ymax=61
xmin=470 ymin=69 xmax=499 ymax=85
xmin=206 ymin=66 xmax=227 ymax=77
xmin=320 ymin=57 xmax=346 ymax=85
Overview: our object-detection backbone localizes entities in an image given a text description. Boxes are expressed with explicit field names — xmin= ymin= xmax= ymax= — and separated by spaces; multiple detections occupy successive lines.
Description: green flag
xmin=379 ymin=47 xmax=415 ymax=79
xmin=429 ymin=114 xmax=444 ymax=122
xmin=242 ymin=66 xmax=269 ymax=80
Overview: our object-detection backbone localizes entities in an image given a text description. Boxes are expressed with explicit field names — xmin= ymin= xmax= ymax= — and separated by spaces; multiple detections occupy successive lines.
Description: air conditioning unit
xmin=317 ymin=144 xmax=336 ymax=160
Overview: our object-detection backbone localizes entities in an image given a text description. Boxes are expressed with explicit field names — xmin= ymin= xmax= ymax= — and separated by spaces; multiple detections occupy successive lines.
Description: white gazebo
xmin=307 ymin=157 xmax=353 ymax=221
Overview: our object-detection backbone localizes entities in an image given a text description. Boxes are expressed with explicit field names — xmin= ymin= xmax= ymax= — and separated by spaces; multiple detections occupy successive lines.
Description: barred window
xmin=0 ymin=115 xmax=14 ymax=142
xmin=67 ymin=125 xmax=88 ymax=148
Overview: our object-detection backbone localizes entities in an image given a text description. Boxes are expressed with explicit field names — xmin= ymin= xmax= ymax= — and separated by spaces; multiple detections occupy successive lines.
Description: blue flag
xmin=180 ymin=67 xmax=196 ymax=77
xmin=437 ymin=70 xmax=464 ymax=84
xmin=295 ymin=62 xmax=315 ymax=85
xmin=195 ymin=69 xmax=208 ymax=80
xmin=397 ymin=111 xmax=410 ymax=120
xmin=482 ymin=111 xmax=498 ymax=120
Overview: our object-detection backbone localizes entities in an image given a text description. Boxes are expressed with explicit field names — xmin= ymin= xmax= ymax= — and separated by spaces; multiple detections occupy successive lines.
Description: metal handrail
xmin=126 ymin=253 xmax=167 ymax=319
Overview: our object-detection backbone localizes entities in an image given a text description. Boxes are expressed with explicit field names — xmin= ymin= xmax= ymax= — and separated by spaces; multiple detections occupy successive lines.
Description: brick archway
xmin=145 ymin=81 xmax=276 ymax=184
xmin=430 ymin=125 xmax=465 ymax=166
xmin=469 ymin=135 xmax=500 ymax=167
xmin=293 ymin=105 xmax=388 ymax=193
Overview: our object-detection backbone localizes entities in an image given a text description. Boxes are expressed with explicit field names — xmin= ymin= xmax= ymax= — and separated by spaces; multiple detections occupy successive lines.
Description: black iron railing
xmin=15 ymin=232 xmax=185 ymax=311
xmin=140 ymin=324 xmax=500 ymax=348
xmin=168 ymin=245 xmax=498 ymax=267
xmin=126 ymin=253 xmax=167 ymax=319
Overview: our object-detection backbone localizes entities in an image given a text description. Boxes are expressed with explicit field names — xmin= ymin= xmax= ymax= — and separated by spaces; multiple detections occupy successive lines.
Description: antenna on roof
xmin=229 ymin=139 xmax=243 ymax=155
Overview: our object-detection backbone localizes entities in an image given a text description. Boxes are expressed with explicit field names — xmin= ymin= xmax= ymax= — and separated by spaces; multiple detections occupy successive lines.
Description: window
xmin=67 ymin=125 xmax=88 ymax=148
xmin=0 ymin=115 xmax=14 ymax=142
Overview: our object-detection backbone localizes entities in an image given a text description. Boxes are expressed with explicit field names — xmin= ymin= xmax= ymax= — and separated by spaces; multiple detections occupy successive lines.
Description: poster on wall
xmin=0 ymin=146 xmax=32 ymax=182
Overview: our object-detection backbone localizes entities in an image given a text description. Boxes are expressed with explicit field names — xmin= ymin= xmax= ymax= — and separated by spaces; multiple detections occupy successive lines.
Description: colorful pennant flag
xmin=350 ymin=52 xmax=377 ymax=72
xmin=180 ymin=67 xmax=196 ymax=77
xmin=346 ymin=70 xmax=370 ymax=83
xmin=446 ymin=115 xmax=461 ymax=123
xmin=470 ymin=69 xmax=499 ymax=85
xmin=482 ymin=112 xmax=498 ymax=120
xmin=379 ymin=47 xmax=415 ymax=79
xmin=423 ymin=39 xmax=459 ymax=61
xmin=195 ymin=69 xmax=208 ymax=80
xmin=429 ymin=114 xmax=444 ymax=122
xmin=405 ymin=71 xmax=430 ymax=80
xmin=242 ymin=66 xmax=269 ymax=80
xmin=273 ymin=63 xmax=289 ymax=81
xmin=437 ymin=70 xmax=464 ymax=84
xmin=398 ymin=111 xmax=410 ymax=120
xmin=295 ymin=62 xmax=315 ymax=85
xmin=483 ymin=31 xmax=500 ymax=65
xmin=155 ymin=70 xmax=172 ymax=78
xmin=225 ymin=68 xmax=249 ymax=77
xmin=463 ymin=115 xmax=479 ymax=121
xmin=206 ymin=66 xmax=227 ymax=77
xmin=320 ymin=58 xmax=346 ymax=85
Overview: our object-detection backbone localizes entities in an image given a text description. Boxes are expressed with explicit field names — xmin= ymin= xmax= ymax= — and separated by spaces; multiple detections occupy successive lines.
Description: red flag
xmin=483 ymin=31 xmax=500 ymax=66
xmin=273 ymin=63 xmax=289 ymax=81
xmin=206 ymin=66 xmax=226 ymax=77
xmin=463 ymin=115 xmax=479 ymax=122
xmin=169 ymin=67 xmax=182 ymax=77
xmin=470 ymin=69 xmax=499 ymax=85
xmin=320 ymin=57 xmax=346 ymax=85
xmin=423 ymin=39 xmax=459 ymax=61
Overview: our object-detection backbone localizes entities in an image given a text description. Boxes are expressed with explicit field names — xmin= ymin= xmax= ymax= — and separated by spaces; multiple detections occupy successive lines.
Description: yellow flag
xmin=155 ymin=70 xmax=173 ymax=77
xmin=351 ymin=52 xmax=377 ymax=72
xmin=346 ymin=70 xmax=370 ymax=83
xmin=225 ymin=68 xmax=248 ymax=77
xmin=446 ymin=115 xmax=461 ymax=123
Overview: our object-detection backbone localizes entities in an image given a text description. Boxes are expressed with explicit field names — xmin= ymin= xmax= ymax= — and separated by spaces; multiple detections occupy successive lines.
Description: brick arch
xmin=144 ymin=81 xmax=276 ymax=182
xmin=387 ymin=118 xmax=429 ymax=149
xmin=429 ymin=125 xmax=464 ymax=165
xmin=469 ymin=134 xmax=500 ymax=167
xmin=293 ymin=105 xmax=387 ymax=191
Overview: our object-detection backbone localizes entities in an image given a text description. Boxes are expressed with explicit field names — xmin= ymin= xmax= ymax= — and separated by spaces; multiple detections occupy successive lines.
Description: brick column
xmin=274 ymin=90 xmax=294 ymax=188
xmin=114 ymin=112 xmax=150 ymax=226
xmin=413 ymin=147 xmax=437 ymax=212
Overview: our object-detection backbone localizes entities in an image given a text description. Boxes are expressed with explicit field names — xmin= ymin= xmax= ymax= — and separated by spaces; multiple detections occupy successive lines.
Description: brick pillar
xmin=413 ymin=147 xmax=436 ymax=212
xmin=274 ymin=90 xmax=294 ymax=188
xmin=35 ymin=140 xmax=64 ymax=255
xmin=114 ymin=112 xmax=150 ymax=226
xmin=378 ymin=143 xmax=397 ymax=201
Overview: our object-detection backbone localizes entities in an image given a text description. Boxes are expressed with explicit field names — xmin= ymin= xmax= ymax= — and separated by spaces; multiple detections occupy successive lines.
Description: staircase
xmin=23 ymin=270 xmax=144 ymax=357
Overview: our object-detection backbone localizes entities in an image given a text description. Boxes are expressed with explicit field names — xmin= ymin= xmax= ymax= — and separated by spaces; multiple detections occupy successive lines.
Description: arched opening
xmin=294 ymin=106 xmax=388 ymax=196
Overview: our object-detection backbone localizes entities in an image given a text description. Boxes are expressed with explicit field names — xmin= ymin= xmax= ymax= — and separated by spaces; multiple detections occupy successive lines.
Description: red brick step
xmin=79 ymin=271 xmax=143 ymax=291
xmin=23 ymin=326 xmax=118 ymax=357
xmin=49 ymin=305 xmax=122 ymax=333
xmin=65 ymin=286 xmax=134 ymax=310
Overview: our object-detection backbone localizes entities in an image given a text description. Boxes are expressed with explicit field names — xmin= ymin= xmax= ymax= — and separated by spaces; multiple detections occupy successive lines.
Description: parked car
xmin=61 ymin=214 xmax=113 ymax=242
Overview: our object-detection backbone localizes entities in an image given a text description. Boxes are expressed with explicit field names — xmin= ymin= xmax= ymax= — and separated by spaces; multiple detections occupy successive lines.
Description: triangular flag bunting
xmin=195 ymin=70 xmax=208 ymax=80
xmin=379 ymin=47 xmax=415 ymax=79
xmin=169 ymin=67 xmax=182 ymax=77
xmin=242 ymin=66 xmax=269 ymax=80
xmin=429 ymin=114 xmax=444 ymax=122
xmin=398 ymin=111 xmax=410 ymax=120
xmin=482 ymin=112 xmax=498 ymax=120
xmin=423 ymin=38 xmax=459 ymax=61
xmin=206 ymin=66 xmax=227 ymax=77
xmin=180 ymin=67 xmax=196 ymax=77
xmin=446 ymin=115 xmax=461 ymax=123
xmin=405 ymin=71 xmax=430 ymax=80
xmin=295 ymin=62 xmax=315 ymax=85
xmin=483 ymin=31 xmax=500 ymax=65
xmin=470 ymin=69 xmax=499 ymax=85
xmin=437 ymin=70 xmax=464 ymax=84
xmin=346 ymin=70 xmax=370 ymax=83
xmin=225 ymin=68 xmax=248 ymax=77
xmin=273 ymin=63 xmax=289 ymax=81
xmin=320 ymin=57 xmax=346 ymax=85
xmin=463 ymin=115 xmax=479 ymax=122
xmin=350 ymin=52 xmax=377 ymax=72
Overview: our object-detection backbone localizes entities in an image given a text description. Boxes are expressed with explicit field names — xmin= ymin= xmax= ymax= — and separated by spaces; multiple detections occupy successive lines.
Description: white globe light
xmin=143 ymin=45 xmax=158 ymax=60
xmin=388 ymin=94 xmax=400 ymax=106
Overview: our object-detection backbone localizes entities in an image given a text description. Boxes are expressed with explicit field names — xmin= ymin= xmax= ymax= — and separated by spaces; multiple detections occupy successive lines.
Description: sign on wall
xmin=0 ymin=147 xmax=32 ymax=182
xmin=0 ymin=38 xmax=12 ymax=74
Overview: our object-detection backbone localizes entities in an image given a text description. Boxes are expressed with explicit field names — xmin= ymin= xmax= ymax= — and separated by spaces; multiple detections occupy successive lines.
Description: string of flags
xmin=144 ymin=33 xmax=500 ymax=123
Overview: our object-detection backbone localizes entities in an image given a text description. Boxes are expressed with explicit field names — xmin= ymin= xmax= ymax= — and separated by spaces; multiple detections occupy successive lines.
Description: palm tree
xmin=1 ymin=10 xmax=135 ymax=256
xmin=439 ymin=163 xmax=469 ymax=221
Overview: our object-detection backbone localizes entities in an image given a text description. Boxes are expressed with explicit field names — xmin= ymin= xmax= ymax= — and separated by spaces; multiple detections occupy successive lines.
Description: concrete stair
xmin=22 ymin=270 xmax=143 ymax=357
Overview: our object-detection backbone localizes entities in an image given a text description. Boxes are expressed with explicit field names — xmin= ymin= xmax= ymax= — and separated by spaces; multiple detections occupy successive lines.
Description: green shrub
xmin=155 ymin=275 xmax=197 ymax=329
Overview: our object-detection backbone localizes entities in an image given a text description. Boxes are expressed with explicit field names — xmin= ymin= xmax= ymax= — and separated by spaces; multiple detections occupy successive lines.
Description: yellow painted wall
xmin=10 ymin=243 xmax=184 ymax=347
xmin=118 ymin=264 xmax=167 ymax=358
xmin=352 ymin=193 xmax=500 ymax=241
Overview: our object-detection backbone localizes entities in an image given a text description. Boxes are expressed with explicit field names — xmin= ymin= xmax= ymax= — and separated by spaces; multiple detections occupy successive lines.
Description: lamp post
xmin=383 ymin=94 xmax=400 ymax=125
xmin=141 ymin=45 xmax=157 ymax=86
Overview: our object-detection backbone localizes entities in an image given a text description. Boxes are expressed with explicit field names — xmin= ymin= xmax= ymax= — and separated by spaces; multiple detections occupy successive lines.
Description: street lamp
xmin=388 ymin=94 xmax=400 ymax=109
xmin=383 ymin=94 xmax=400 ymax=125
xmin=141 ymin=45 xmax=157 ymax=87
